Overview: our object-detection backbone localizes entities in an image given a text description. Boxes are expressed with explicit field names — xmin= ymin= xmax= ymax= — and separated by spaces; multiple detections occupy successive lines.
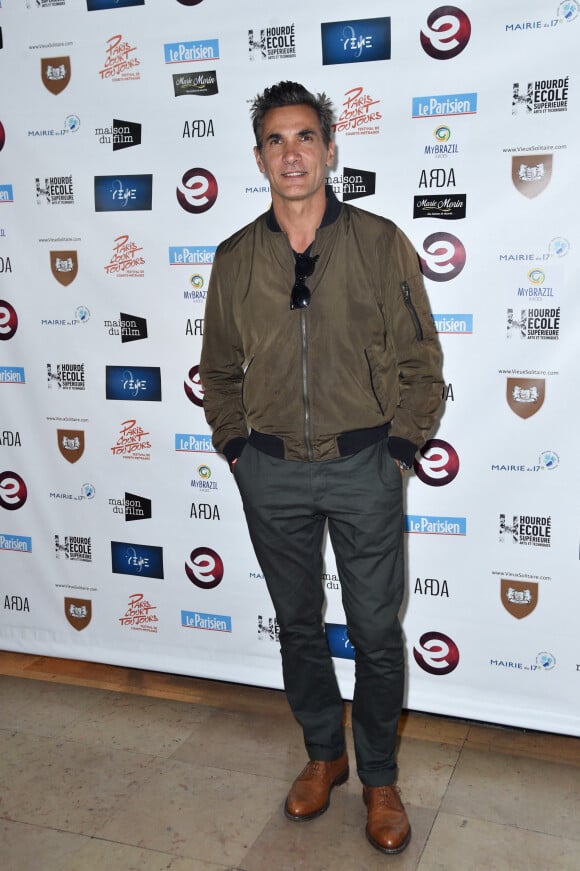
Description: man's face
xmin=254 ymin=104 xmax=334 ymax=204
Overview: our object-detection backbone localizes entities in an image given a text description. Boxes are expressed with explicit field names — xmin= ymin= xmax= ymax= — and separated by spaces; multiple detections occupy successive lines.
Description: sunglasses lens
xmin=290 ymin=281 xmax=311 ymax=309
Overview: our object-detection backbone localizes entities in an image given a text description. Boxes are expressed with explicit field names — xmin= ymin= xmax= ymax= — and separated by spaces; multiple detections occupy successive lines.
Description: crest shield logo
xmin=41 ymin=56 xmax=72 ymax=95
xmin=511 ymin=154 xmax=552 ymax=198
xmin=50 ymin=250 xmax=78 ymax=286
xmin=65 ymin=597 xmax=92 ymax=631
xmin=506 ymin=378 xmax=545 ymax=419
xmin=501 ymin=579 xmax=538 ymax=620
xmin=57 ymin=429 xmax=85 ymax=463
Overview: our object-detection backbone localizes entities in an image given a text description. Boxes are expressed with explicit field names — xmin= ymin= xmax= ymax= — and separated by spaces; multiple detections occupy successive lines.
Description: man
xmin=200 ymin=81 xmax=443 ymax=855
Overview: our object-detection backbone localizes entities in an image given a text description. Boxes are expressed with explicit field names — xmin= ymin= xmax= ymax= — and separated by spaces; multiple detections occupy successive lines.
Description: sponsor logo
xmin=49 ymin=483 xmax=96 ymax=502
xmin=505 ymin=3 xmax=578 ymax=31
xmin=27 ymin=114 xmax=81 ymax=138
xmin=517 ymin=267 xmax=557 ymax=298
xmin=169 ymin=245 xmax=216 ymax=265
xmin=176 ymin=168 xmax=218 ymax=213
xmin=499 ymin=238 xmax=569 ymax=263
xmin=104 ymin=313 xmax=148 ymax=342
xmin=501 ymin=579 xmax=538 ymax=619
xmin=175 ymin=433 xmax=214 ymax=452
xmin=443 ymin=383 xmax=454 ymax=402
xmin=185 ymin=546 xmax=224 ymax=589
xmin=111 ymin=540 xmax=164 ymax=578
xmin=424 ymin=124 xmax=459 ymax=157
xmin=249 ymin=23 xmax=296 ymax=61
xmin=321 ymin=17 xmax=390 ymax=65
xmin=258 ymin=614 xmax=280 ymax=642
xmin=0 ymin=255 xmax=11 ymax=272
xmin=164 ymin=39 xmax=219 ymax=64
xmin=432 ymin=314 xmax=472 ymax=333
xmin=0 ymin=533 xmax=32 ymax=553
xmin=41 ymin=305 xmax=90 ymax=327
xmin=47 ymin=363 xmax=85 ymax=390
xmin=95 ymin=119 xmax=141 ymax=150
xmin=64 ymin=597 xmax=91 ymax=631
xmin=57 ymin=429 xmax=85 ymax=463
xmin=118 ymin=592 xmax=158 ymax=633
xmin=173 ymin=70 xmax=218 ymax=97
xmin=506 ymin=377 xmax=545 ymax=418
xmin=190 ymin=502 xmax=220 ymax=520
xmin=4 ymin=595 xmax=30 ymax=612
xmin=0 ymin=185 xmax=14 ymax=203
xmin=326 ymin=167 xmax=375 ymax=201
xmin=191 ymin=464 xmax=217 ymax=490
xmin=36 ymin=175 xmax=74 ymax=205
xmin=182 ymin=119 xmax=214 ymax=138
xmin=111 ymin=418 xmax=151 ymax=460
xmin=185 ymin=317 xmax=204 ymax=336
xmin=54 ymin=534 xmax=92 ymax=562
xmin=184 ymin=273 xmax=206 ymax=302
xmin=0 ymin=471 xmax=27 ymax=510
xmin=105 ymin=366 xmax=161 ymax=401
xmin=419 ymin=167 xmax=456 ymax=188
xmin=41 ymin=56 xmax=71 ymax=94
xmin=414 ymin=577 xmax=450 ymax=597
xmin=332 ymin=86 xmax=382 ymax=136
xmin=0 ymin=121 xmax=4 ymax=150
xmin=88 ymin=0 xmax=144 ymax=10
xmin=414 ymin=439 xmax=460 ymax=486
xmin=405 ymin=515 xmax=466 ymax=535
xmin=0 ymin=300 xmax=18 ymax=339
xmin=94 ymin=174 xmax=152 ymax=212
xmin=109 ymin=492 xmax=151 ymax=521
xmin=181 ymin=610 xmax=232 ymax=631
xmin=105 ymin=234 xmax=145 ymax=277
xmin=507 ymin=307 xmax=560 ymax=340
xmin=28 ymin=0 xmax=66 ymax=7
xmin=499 ymin=513 xmax=552 ymax=548
xmin=512 ymin=154 xmax=552 ymax=198
xmin=184 ymin=364 xmax=203 ymax=406
xmin=50 ymin=250 xmax=78 ymax=286
xmin=412 ymin=92 xmax=477 ymax=118
xmin=419 ymin=232 xmax=466 ymax=281
xmin=414 ymin=194 xmax=466 ymax=219
xmin=0 ymin=366 xmax=25 ymax=384
xmin=99 ymin=34 xmax=140 ymax=81
xmin=490 ymin=653 xmax=556 ymax=671
xmin=325 ymin=622 xmax=356 ymax=660
xmin=513 ymin=76 xmax=569 ymax=114
xmin=491 ymin=449 xmax=559 ymax=473
xmin=413 ymin=631 xmax=460 ymax=675
xmin=420 ymin=6 xmax=471 ymax=59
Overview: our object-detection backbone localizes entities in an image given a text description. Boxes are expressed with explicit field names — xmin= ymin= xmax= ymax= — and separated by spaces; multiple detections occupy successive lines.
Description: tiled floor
xmin=1 ymin=653 xmax=579 ymax=870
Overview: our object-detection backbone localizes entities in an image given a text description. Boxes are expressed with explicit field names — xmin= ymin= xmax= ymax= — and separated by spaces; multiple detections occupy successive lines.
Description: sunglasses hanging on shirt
xmin=290 ymin=252 xmax=319 ymax=310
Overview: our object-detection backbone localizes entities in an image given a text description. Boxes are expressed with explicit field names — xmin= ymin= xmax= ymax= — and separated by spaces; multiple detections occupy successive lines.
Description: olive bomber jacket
xmin=199 ymin=190 xmax=444 ymax=467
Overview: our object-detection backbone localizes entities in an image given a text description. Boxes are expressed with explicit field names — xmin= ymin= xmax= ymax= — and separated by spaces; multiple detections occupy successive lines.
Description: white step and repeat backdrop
xmin=1 ymin=0 xmax=578 ymax=735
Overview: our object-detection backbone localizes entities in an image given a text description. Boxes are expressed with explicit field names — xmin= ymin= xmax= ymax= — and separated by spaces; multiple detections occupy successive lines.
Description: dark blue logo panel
xmin=321 ymin=18 xmax=391 ymax=65
xmin=111 ymin=541 xmax=164 ymax=579
xmin=94 ymin=175 xmax=153 ymax=212
xmin=87 ymin=0 xmax=144 ymax=9
xmin=325 ymin=622 xmax=356 ymax=659
xmin=105 ymin=366 xmax=162 ymax=401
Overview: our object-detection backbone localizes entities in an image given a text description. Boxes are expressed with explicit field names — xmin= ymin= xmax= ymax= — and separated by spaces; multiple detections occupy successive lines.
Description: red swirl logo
xmin=177 ymin=167 xmax=218 ymax=214
xmin=420 ymin=232 xmax=466 ymax=282
xmin=0 ymin=471 xmax=28 ymax=510
xmin=185 ymin=546 xmax=224 ymax=589
xmin=420 ymin=6 xmax=471 ymax=59
xmin=414 ymin=439 xmax=460 ymax=486
xmin=413 ymin=631 xmax=460 ymax=675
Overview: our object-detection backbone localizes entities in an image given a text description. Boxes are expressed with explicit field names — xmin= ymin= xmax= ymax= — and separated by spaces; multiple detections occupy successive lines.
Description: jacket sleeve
xmin=384 ymin=226 xmax=444 ymax=467
xmin=199 ymin=246 xmax=249 ymax=462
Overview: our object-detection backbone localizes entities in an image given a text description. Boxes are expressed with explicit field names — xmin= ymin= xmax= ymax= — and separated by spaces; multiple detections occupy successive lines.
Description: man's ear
xmin=254 ymin=145 xmax=265 ymax=173
xmin=326 ymin=140 xmax=335 ymax=167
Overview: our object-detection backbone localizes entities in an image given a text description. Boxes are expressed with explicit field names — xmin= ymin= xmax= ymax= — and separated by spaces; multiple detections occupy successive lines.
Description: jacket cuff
xmin=223 ymin=437 xmax=248 ymax=470
xmin=387 ymin=436 xmax=418 ymax=469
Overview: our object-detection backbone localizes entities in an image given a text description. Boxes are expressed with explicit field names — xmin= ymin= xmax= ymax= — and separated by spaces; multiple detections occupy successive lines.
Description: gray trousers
xmin=234 ymin=438 xmax=405 ymax=786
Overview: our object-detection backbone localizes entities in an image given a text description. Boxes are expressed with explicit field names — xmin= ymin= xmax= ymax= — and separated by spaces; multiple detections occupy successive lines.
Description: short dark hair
xmin=251 ymin=81 xmax=334 ymax=150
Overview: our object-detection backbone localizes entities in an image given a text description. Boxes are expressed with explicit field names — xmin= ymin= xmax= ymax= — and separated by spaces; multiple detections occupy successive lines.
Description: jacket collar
xmin=265 ymin=185 xmax=342 ymax=233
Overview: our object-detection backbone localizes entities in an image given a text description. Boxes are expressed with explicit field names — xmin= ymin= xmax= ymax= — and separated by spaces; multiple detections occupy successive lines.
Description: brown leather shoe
xmin=284 ymin=752 xmax=349 ymax=821
xmin=363 ymin=785 xmax=411 ymax=854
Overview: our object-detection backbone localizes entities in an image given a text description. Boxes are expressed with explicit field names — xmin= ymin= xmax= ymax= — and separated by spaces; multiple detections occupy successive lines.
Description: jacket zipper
xmin=401 ymin=281 xmax=424 ymax=340
xmin=300 ymin=309 xmax=313 ymax=460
